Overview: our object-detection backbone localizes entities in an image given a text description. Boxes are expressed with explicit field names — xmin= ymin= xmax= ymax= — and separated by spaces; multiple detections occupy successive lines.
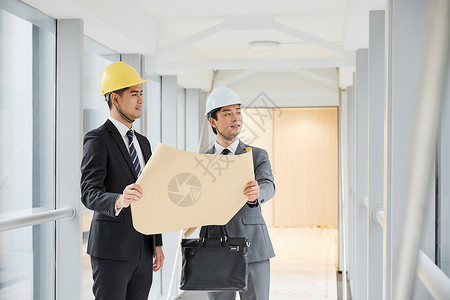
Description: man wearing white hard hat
xmin=202 ymin=86 xmax=276 ymax=300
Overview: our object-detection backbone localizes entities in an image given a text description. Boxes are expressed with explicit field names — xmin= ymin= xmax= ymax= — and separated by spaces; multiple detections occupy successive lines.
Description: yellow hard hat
xmin=100 ymin=61 xmax=148 ymax=96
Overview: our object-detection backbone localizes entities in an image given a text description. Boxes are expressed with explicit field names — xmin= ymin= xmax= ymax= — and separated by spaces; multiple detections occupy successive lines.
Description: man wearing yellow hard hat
xmin=81 ymin=61 xmax=164 ymax=300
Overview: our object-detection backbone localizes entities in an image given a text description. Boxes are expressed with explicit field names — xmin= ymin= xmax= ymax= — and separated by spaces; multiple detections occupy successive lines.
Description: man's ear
xmin=208 ymin=117 xmax=216 ymax=129
xmin=110 ymin=93 xmax=119 ymax=106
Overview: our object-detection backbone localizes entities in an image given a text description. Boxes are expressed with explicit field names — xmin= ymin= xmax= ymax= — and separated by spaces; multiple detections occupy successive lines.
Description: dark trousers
xmin=90 ymin=248 xmax=154 ymax=300
xmin=207 ymin=259 xmax=270 ymax=300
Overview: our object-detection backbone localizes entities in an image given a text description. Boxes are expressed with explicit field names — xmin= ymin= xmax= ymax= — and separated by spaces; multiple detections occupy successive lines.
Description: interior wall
xmin=241 ymin=108 xmax=274 ymax=226
xmin=273 ymin=107 xmax=339 ymax=227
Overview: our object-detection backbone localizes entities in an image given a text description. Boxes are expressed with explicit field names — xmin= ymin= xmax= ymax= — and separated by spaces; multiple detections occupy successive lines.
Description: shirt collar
xmin=214 ymin=139 xmax=240 ymax=155
xmin=109 ymin=116 xmax=133 ymax=137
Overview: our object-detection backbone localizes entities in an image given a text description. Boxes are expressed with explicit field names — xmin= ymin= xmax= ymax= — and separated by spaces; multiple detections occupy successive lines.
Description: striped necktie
xmin=126 ymin=130 xmax=141 ymax=176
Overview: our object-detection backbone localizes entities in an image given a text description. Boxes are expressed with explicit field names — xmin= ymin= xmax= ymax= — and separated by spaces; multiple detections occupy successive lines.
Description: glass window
xmin=437 ymin=64 xmax=450 ymax=275
xmin=0 ymin=2 xmax=55 ymax=299
xmin=83 ymin=36 xmax=119 ymax=134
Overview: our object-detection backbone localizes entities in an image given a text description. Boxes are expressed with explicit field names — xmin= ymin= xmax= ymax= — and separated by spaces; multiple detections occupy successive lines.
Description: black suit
xmin=81 ymin=119 xmax=162 ymax=299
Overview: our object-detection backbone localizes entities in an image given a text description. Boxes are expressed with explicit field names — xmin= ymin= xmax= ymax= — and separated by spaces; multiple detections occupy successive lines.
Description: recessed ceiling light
xmin=249 ymin=41 xmax=280 ymax=51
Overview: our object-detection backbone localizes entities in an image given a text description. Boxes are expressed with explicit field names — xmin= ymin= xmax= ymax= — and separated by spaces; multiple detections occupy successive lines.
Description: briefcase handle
xmin=199 ymin=225 xmax=229 ymax=242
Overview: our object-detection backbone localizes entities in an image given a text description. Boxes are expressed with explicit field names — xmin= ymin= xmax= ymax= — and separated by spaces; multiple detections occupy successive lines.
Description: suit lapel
xmin=105 ymin=120 xmax=137 ymax=179
xmin=205 ymin=146 xmax=215 ymax=154
xmin=136 ymin=133 xmax=151 ymax=163
xmin=235 ymin=140 xmax=247 ymax=155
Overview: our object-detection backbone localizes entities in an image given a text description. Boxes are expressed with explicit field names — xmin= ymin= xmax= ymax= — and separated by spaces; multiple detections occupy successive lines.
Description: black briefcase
xmin=180 ymin=225 xmax=249 ymax=291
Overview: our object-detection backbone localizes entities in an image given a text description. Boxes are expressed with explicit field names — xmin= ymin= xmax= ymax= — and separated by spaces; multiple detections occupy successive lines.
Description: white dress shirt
xmin=108 ymin=117 xmax=145 ymax=215
xmin=214 ymin=139 xmax=240 ymax=155
xmin=108 ymin=117 xmax=145 ymax=171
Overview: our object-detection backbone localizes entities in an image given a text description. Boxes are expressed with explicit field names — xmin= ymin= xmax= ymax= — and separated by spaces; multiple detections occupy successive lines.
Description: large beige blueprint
xmin=131 ymin=143 xmax=254 ymax=234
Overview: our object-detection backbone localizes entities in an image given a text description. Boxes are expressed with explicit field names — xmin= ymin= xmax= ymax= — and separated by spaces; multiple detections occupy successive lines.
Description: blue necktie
xmin=127 ymin=130 xmax=141 ymax=177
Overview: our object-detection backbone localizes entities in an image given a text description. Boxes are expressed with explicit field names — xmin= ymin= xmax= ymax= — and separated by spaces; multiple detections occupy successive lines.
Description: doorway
xmin=242 ymin=107 xmax=339 ymax=227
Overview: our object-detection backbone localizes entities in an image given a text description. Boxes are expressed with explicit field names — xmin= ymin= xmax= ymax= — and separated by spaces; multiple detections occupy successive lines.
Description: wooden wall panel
xmin=273 ymin=107 xmax=338 ymax=227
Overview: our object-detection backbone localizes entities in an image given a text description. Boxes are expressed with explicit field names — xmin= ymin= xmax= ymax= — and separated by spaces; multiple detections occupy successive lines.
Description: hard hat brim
xmin=101 ymin=79 xmax=149 ymax=96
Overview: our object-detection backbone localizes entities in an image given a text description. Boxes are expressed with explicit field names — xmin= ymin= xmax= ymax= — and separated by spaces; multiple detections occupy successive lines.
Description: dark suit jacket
xmin=81 ymin=119 xmax=162 ymax=261
xmin=203 ymin=140 xmax=275 ymax=263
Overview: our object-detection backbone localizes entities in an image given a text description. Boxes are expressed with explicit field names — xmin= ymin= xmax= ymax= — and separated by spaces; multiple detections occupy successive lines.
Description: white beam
xmin=155 ymin=58 xmax=353 ymax=72
xmin=291 ymin=69 xmax=337 ymax=87
xmin=225 ymin=14 xmax=274 ymax=30
xmin=157 ymin=22 xmax=227 ymax=57
xmin=215 ymin=70 xmax=258 ymax=86
xmin=272 ymin=21 xmax=344 ymax=54
xmin=157 ymin=15 xmax=345 ymax=60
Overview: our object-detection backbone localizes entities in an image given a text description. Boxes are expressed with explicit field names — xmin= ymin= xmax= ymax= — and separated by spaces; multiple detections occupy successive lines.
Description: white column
xmin=145 ymin=72 xmax=163 ymax=299
xmin=385 ymin=0 xmax=435 ymax=298
xmin=367 ymin=10 xmax=384 ymax=300
xmin=146 ymin=72 xmax=162 ymax=149
xmin=186 ymin=89 xmax=201 ymax=152
xmin=177 ymin=87 xmax=186 ymax=150
xmin=355 ymin=49 xmax=369 ymax=300
xmin=161 ymin=75 xmax=178 ymax=148
xmin=55 ymin=19 xmax=83 ymax=300
xmin=338 ymin=87 xmax=349 ymax=277
xmin=346 ymin=84 xmax=356 ymax=289
xmin=160 ymin=75 xmax=181 ymax=298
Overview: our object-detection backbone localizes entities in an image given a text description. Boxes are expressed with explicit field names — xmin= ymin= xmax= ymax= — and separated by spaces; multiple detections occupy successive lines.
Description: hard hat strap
xmin=217 ymin=128 xmax=237 ymax=142
xmin=113 ymin=104 xmax=135 ymax=123
xmin=107 ymin=91 xmax=135 ymax=123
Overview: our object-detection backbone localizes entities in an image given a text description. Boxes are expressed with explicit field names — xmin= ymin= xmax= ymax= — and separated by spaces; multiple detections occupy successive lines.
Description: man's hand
xmin=153 ymin=246 xmax=164 ymax=272
xmin=244 ymin=180 xmax=260 ymax=204
xmin=116 ymin=183 xmax=142 ymax=210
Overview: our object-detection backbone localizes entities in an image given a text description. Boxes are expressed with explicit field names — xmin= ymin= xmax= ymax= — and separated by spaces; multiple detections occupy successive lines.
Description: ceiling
xmin=22 ymin=0 xmax=385 ymax=94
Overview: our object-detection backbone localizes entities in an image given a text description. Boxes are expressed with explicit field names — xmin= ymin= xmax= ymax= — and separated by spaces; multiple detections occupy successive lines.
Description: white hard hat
xmin=205 ymin=86 xmax=243 ymax=118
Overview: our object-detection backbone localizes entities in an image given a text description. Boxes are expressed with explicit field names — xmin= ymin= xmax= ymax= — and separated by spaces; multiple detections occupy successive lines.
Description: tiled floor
xmin=83 ymin=227 xmax=339 ymax=300
xmin=269 ymin=227 xmax=338 ymax=299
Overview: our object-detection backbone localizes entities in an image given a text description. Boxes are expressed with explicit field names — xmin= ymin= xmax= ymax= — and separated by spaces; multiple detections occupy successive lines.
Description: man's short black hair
xmin=209 ymin=109 xmax=220 ymax=135
xmin=106 ymin=87 xmax=128 ymax=109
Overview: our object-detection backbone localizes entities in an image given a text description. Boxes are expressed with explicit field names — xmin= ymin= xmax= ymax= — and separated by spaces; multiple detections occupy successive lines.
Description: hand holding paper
xmin=130 ymin=143 xmax=254 ymax=234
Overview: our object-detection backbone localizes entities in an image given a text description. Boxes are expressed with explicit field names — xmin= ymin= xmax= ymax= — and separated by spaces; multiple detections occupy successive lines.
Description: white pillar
xmin=55 ymin=19 xmax=83 ymax=300
xmin=161 ymin=75 xmax=178 ymax=148
xmin=146 ymin=73 xmax=162 ymax=149
xmin=186 ymin=89 xmax=201 ymax=152
xmin=355 ymin=48 xmax=369 ymax=300
xmin=160 ymin=75 xmax=181 ymax=298
xmin=339 ymin=88 xmax=349 ymax=273
xmin=177 ymin=87 xmax=186 ymax=150
xmin=385 ymin=0 xmax=435 ymax=298
xmin=367 ymin=10 xmax=384 ymax=300
xmin=347 ymin=84 xmax=356 ymax=290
